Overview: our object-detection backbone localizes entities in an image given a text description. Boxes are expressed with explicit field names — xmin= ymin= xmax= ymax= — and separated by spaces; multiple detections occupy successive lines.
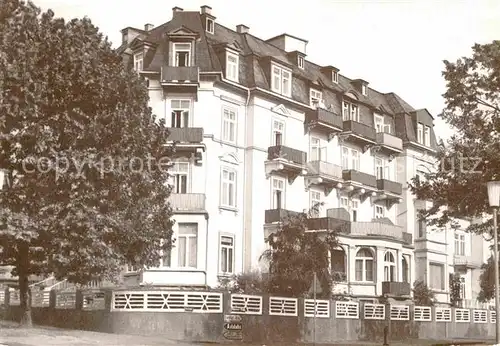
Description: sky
xmin=34 ymin=0 xmax=500 ymax=142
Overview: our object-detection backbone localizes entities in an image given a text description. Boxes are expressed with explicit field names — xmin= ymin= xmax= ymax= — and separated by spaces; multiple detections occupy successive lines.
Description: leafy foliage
xmin=412 ymin=280 xmax=435 ymax=306
xmin=408 ymin=41 xmax=500 ymax=233
xmin=260 ymin=205 xmax=340 ymax=298
xmin=478 ymin=255 xmax=497 ymax=302
xmin=216 ymin=270 xmax=271 ymax=294
xmin=449 ymin=272 xmax=462 ymax=307
xmin=0 ymin=0 xmax=173 ymax=324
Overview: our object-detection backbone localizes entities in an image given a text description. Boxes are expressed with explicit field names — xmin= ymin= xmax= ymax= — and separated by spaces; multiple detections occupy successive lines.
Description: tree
xmin=260 ymin=205 xmax=340 ymax=299
xmin=408 ymin=41 xmax=500 ymax=234
xmin=217 ymin=270 xmax=271 ymax=295
xmin=478 ymin=256 xmax=496 ymax=302
xmin=412 ymin=280 xmax=435 ymax=306
xmin=0 ymin=0 xmax=173 ymax=326
xmin=449 ymin=272 xmax=462 ymax=307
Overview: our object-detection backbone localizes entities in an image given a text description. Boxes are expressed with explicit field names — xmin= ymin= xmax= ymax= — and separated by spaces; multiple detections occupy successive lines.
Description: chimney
xmin=144 ymin=23 xmax=154 ymax=32
xmin=200 ymin=5 xmax=212 ymax=15
xmin=236 ymin=24 xmax=249 ymax=34
xmin=172 ymin=6 xmax=183 ymax=16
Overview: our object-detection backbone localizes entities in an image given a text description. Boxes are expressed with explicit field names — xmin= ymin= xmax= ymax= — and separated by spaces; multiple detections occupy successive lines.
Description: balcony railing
xmin=169 ymin=193 xmax=205 ymax=211
xmin=265 ymin=208 xmax=302 ymax=223
xmin=167 ymin=127 xmax=204 ymax=143
xmin=377 ymin=179 xmax=403 ymax=195
xmin=403 ymin=232 xmax=413 ymax=245
xmin=306 ymin=108 xmax=343 ymax=130
xmin=382 ymin=281 xmax=411 ymax=296
xmin=307 ymin=217 xmax=348 ymax=231
xmin=267 ymin=145 xmax=307 ymax=166
xmin=342 ymin=170 xmax=377 ymax=188
xmin=161 ymin=66 xmax=199 ymax=83
xmin=307 ymin=161 xmax=342 ymax=180
xmin=376 ymin=132 xmax=403 ymax=152
xmin=342 ymin=120 xmax=376 ymax=142
xmin=345 ymin=221 xmax=405 ymax=241
xmin=453 ymin=255 xmax=483 ymax=268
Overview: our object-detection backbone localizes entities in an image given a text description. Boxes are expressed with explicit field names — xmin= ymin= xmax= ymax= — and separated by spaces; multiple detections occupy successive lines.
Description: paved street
xmin=0 ymin=321 xmax=494 ymax=346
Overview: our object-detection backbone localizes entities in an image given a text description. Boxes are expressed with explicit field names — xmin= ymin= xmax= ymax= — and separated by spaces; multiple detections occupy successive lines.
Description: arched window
xmin=402 ymin=256 xmax=409 ymax=283
xmin=329 ymin=247 xmax=347 ymax=282
xmin=355 ymin=248 xmax=374 ymax=282
xmin=383 ymin=251 xmax=396 ymax=282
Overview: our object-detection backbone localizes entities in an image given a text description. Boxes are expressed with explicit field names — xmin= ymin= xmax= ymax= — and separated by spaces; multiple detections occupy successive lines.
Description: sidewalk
xmin=0 ymin=321 xmax=193 ymax=345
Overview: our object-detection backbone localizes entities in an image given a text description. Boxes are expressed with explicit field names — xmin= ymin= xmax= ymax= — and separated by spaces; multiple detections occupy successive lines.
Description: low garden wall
xmin=1 ymin=288 xmax=495 ymax=344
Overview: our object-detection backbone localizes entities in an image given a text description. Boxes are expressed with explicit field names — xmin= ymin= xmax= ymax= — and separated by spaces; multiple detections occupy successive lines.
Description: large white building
xmin=115 ymin=5 xmax=490 ymax=305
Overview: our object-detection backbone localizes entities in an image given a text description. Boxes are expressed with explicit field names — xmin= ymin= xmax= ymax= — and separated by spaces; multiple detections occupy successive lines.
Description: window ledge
xmin=219 ymin=205 xmax=238 ymax=213
xmin=351 ymin=281 xmax=376 ymax=286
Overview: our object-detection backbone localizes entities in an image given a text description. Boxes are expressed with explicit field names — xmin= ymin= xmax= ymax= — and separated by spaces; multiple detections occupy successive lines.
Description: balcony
xmin=305 ymin=161 xmax=343 ymax=195
xmin=382 ymin=281 xmax=411 ymax=296
xmin=403 ymin=232 xmax=413 ymax=246
xmin=341 ymin=170 xmax=377 ymax=198
xmin=307 ymin=216 xmax=348 ymax=231
xmin=264 ymin=208 xmax=302 ymax=224
xmin=375 ymin=132 xmax=403 ymax=156
xmin=305 ymin=108 xmax=343 ymax=140
xmin=453 ymin=255 xmax=483 ymax=269
xmin=341 ymin=121 xmax=377 ymax=150
xmin=169 ymin=193 xmax=206 ymax=213
xmin=376 ymin=179 xmax=402 ymax=195
xmin=166 ymin=127 xmax=205 ymax=155
xmin=161 ymin=66 xmax=199 ymax=86
xmin=265 ymin=145 xmax=308 ymax=183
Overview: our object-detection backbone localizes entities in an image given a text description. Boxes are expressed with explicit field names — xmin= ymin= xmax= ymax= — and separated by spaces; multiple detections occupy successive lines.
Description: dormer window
xmin=310 ymin=89 xmax=322 ymax=107
xmin=332 ymin=71 xmax=338 ymax=83
xmin=226 ymin=52 xmax=239 ymax=82
xmin=271 ymin=64 xmax=292 ymax=97
xmin=206 ymin=18 xmax=214 ymax=34
xmin=134 ymin=52 xmax=143 ymax=72
xmin=173 ymin=43 xmax=191 ymax=67
xmin=298 ymin=56 xmax=304 ymax=69
xmin=361 ymin=84 xmax=367 ymax=96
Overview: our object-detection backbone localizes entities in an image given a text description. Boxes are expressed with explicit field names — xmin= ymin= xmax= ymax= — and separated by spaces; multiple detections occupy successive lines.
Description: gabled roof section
xmin=413 ymin=108 xmax=435 ymax=120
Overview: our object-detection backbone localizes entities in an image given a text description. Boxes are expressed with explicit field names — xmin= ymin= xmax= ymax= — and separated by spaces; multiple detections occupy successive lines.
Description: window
xmin=170 ymin=162 xmax=189 ymax=193
xmin=355 ymin=248 xmax=374 ymax=282
xmin=221 ymin=168 xmax=236 ymax=208
xmin=206 ymin=17 xmax=214 ymax=34
xmin=455 ymin=233 xmax=465 ymax=256
xmin=374 ymin=114 xmax=384 ymax=133
xmin=416 ymin=169 xmax=426 ymax=183
xmin=173 ymin=43 xmax=191 ymax=67
xmin=219 ymin=235 xmax=234 ymax=274
xmin=375 ymin=157 xmax=390 ymax=180
xmin=222 ymin=107 xmax=237 ymax=143
xmin=161 ymin=238 xmax=171 ymax=267
xmin=342 ymin=101 xmax=359 ymax=122
xmin=424 ymin=125 xmax=431 ymax=146
xmin=298 ymin=55 xmax=304 ymax=69
xmin=374 ymin=205 xmax=384 ymax=219
xmin=271 ymin=65 xmax=292 ymax=97
xmin=429 ymin=263 xmax=445 ymax=290
xmin=417 ymin=123 xmax=424 ymax=144
xmin=341 ymin=147 xmax=349 ymax=169
xmin=383 ymin=251 xmax=396 ymax=282
xmin=332 ymin=71 xmax=338 ymax=83
xmin=134 ymin=52 xmax=143 ymax=72
xmin=178 ymin=223 xmax=198 ymax=268
xmin=402 ymin=256 xmax=409 ymax=283
xmin=272 ymin=120 xmax=284 ymax=146
xmin=272 ymin=177 xmax=285 ymax=209
xmin=310 ymin=89 xmax=322 ymax=107
xmin=418 ymin=217 xmax=426 ymax=238
xmin=351 ymin=149 xmax=360 ymax=171
xmin=340 ymin=196 xmax=349 ymax=209
xmin=330 ymin=248 xmax=346 ymax=281
xmin=309 ymin=137 xmax=326 ymax=161
xmin=226 ymin=52 xmax=239 ymax=82
xmin=361 ymin=84 xmax=367 ymax=96
xmin=351 ymin=199 xmax=359 ymax=221
xmin=310 ymin=191 xmax=321 ymax=217
xmin=171 ymin=100 xmax=190 ymax=128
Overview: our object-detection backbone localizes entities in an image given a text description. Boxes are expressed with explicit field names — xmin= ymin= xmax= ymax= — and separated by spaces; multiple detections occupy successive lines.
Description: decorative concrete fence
xmin=2 ymin=288 xmax=495 ymax=344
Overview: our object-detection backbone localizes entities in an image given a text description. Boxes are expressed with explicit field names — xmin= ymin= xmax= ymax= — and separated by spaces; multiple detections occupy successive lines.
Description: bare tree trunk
xmin=18 ymin=244 xmax=32 ymax=327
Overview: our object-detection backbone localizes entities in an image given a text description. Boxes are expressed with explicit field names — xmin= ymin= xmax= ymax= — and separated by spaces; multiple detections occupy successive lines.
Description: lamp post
xmin=487 ymin=181 xmax=500 ymax=345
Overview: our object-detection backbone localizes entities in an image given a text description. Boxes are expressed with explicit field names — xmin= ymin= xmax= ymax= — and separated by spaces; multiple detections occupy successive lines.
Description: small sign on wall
xmin=223 ymin=314 xmax=243 ymax=340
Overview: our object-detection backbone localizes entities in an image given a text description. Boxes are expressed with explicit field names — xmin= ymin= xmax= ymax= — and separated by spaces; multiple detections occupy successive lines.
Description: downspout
xmin=242 ymin=88 xmax=251 ymax=273
xmin=205 ymin=213 xmax=209 ymax=288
